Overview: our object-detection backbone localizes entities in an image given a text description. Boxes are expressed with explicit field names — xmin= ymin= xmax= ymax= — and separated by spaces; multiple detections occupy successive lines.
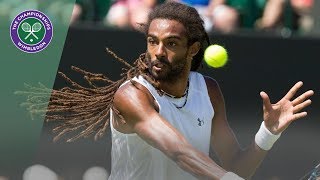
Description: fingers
xmin=292 ymin=90 xmax=314 ymax=106
xmin=291 ymin=112 xmax=308 ymax=121
xmin=260 ymin=91 xmax=271 ymax=110
xmin=293 ymin=99 xmax=312 ymax=113
xmin=284 ymin=81 xmax=303 ymax=100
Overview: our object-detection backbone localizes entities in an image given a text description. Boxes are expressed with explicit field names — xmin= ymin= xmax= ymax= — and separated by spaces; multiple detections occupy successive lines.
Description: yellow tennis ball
xmin=204 ymin=44 xmax=228 ymax=68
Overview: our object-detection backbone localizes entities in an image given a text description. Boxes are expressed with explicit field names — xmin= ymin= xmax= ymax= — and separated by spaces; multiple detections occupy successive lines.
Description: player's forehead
xmin=148 ymin=18 xmax=187 ymax=40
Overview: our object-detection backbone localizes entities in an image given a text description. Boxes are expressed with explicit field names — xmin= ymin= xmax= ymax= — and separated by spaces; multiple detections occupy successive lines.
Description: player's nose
xmin=155 ymin=43 xmax=166 ymax=59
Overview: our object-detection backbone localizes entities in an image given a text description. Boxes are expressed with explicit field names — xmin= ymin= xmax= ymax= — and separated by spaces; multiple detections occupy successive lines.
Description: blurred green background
xmin=0 ymin=0 xmax=74 ymax=176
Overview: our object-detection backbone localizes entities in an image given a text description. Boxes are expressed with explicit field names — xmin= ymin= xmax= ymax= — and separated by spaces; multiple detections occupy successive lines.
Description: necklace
xmin=161 ymin=80 xmax=189 ymax=109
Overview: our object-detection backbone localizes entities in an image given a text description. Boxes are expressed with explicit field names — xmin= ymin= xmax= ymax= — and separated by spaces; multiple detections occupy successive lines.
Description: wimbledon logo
xmin=10 ymin=10 xmax=53 ymax=53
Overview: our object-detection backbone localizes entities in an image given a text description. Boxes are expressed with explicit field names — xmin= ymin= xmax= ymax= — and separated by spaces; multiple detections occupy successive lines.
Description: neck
xmin=159 ymin=72 xmax=190 ymax=98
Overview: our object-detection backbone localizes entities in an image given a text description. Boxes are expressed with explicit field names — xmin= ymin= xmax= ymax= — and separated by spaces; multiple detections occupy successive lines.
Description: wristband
xmin=255 ymin=121 xmax=281 ymax=151
xmin=220 ymin=172 xmax=244 ymax=180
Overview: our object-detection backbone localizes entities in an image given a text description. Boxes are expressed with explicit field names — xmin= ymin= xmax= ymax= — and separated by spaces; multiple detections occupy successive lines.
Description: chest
xmin=157 ymin=90 xmax=214 ymax=153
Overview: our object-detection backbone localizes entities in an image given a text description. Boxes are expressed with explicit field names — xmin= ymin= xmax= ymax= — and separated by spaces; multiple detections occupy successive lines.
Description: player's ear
xmin=188 ymin=42 xmax=201 ymax=58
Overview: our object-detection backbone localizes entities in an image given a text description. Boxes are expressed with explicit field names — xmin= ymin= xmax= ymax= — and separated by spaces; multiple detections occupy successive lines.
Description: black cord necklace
xmin=162 ymin=80 xmax=189 ymax=109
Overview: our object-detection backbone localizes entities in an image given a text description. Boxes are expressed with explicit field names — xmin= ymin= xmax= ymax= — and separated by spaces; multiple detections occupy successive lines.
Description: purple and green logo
xmin=10 ymin=10 xmax=53 ymax=53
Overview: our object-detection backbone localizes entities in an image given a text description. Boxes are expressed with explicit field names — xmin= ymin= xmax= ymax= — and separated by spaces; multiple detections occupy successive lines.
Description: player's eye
xmin=168 ymin=41 xmax=177 ymax=47
xmin=147 ymin=38 xmax=157 ymax=45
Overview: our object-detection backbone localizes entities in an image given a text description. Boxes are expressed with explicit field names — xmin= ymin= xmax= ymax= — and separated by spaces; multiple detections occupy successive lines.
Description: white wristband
xmin=255 ymin=121 xmax=281 ymax=151
xmin=220 ymin=172 xmax=244 ymax=180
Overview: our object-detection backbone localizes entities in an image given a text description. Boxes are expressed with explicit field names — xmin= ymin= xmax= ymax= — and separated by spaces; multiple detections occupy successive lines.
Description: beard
xmin=145 ymin=52 xmax=187 ymax=82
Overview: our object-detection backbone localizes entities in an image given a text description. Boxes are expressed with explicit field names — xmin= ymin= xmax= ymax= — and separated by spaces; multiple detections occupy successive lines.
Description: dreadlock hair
xmin=143 ymin=1 xmax=210 ymax=71
xmin=19 ymin=49 xmax=152 ymax=142
xmin=19 ymin=2 xmax=210 ymax=142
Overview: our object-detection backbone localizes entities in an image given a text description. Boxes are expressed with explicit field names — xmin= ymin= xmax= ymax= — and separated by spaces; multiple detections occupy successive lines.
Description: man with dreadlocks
xmin=27 ymin=1 xmax=312 ymax=180
xmin=105 ymin=2 xmax=314 ymax=180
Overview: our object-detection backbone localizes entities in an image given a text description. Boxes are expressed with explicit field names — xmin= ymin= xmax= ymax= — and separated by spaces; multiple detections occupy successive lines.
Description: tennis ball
xmin=204 ymin=44 xmax=228 ymax=68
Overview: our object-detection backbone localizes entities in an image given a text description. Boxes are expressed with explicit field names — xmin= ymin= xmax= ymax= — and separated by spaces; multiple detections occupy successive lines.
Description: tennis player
xmin=38 ymin=2 xmax=313 ymax=179
xmin=106 ymin=2 xmax=314 ymax=180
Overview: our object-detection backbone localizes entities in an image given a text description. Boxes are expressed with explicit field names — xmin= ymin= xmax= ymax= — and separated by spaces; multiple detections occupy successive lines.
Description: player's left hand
xmin=260 ymin=81 xmax=314 ymax=135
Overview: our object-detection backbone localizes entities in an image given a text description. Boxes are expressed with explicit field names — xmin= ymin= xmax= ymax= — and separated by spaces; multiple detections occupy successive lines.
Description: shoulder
xmin=203 ymin=75 xmax=220 ymax=97
xmin=191 ymin=72 xmax=219 ymax=92
xmin=203 ymin=75 xmax=219 ymax=90
xmin=113 ymin=80 xmax=158 ymax=114
xmin=203 ymin=76 xmax=225 ymax=108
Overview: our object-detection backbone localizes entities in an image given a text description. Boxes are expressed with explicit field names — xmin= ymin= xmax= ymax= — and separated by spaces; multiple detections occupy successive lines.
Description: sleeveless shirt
xmin=108 ymin=71 xmax=214 ymax=180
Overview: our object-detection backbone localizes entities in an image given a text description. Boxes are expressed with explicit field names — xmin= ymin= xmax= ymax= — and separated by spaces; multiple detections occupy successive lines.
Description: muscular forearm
xmin=228 ymin=122 xmax=280 ymax=179
xmin=229 ymin=142 xmax=267 ymax=179
xmin=174 ymin=144 xmax=227 ymax=180
xmin=134 ymin=117 xmax=228 ymax=179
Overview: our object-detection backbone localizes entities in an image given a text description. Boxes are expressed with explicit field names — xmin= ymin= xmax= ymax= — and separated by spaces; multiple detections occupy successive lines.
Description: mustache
xmin=151 ymin=58 xmax=170 ymax=66
xmin=145 ymin=52 xmax=170 ymax=66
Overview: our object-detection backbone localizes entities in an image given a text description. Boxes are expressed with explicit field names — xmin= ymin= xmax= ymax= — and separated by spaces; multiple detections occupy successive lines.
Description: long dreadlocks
xmin=19 ymin=2 xmax=210 ymax=142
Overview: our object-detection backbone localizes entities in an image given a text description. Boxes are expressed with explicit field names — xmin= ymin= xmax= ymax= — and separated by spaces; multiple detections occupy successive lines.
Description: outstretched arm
xmin=206 ymin=77 xmax=314 ymax=179
xmin=113 ymin=82 xmax=228 ymax=179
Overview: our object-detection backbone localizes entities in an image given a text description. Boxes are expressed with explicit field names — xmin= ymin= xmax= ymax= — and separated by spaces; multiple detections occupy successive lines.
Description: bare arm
xmin=113 ymin=82 xmax=227 ymax=179
xmin=206 ymin=77 xmax=266 ymax=179
xmin=206 ymin=77 xmax=314 ymax=179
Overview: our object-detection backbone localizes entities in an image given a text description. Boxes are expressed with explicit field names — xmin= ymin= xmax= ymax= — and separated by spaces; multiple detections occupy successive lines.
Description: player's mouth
xmin=153 ymin=62 xmax=166 ymax=71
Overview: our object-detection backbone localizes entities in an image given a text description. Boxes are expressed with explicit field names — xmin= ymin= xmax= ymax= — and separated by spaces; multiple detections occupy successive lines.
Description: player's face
xmin=146 ymin=18 xmax=191 ymax=81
